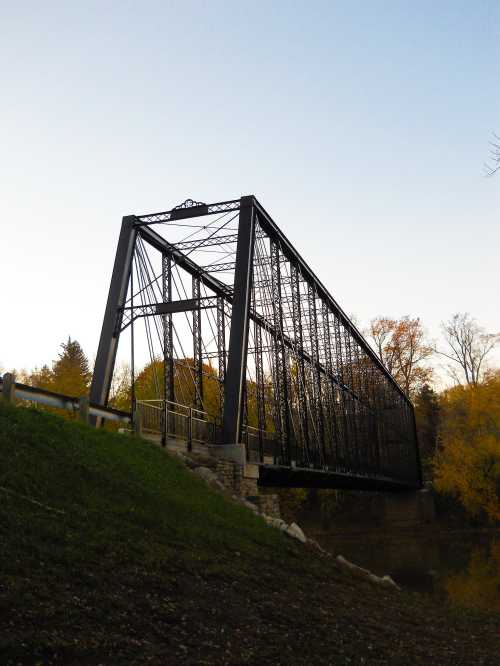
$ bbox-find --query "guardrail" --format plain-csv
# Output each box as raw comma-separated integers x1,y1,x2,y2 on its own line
0,373,278,458
0,373,131,425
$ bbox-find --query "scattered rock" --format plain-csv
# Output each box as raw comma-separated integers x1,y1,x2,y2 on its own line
173,451,198,469
264,516,288,531
285,522,307,544
336,555,400,591
336,555,371,579
380,575,400,591
307,537,331,556
242,500,259,513
193,467,219,484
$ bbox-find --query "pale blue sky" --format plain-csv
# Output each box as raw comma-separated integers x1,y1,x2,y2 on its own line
1,1,499,376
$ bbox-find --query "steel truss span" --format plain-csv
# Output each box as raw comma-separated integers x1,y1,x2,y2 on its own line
90,196,422,491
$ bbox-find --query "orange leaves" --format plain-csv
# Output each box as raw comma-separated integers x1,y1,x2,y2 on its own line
433,374,500,522
368,316,433,397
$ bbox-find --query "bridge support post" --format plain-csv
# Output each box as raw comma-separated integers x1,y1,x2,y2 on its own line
89,216,137,425
221,196,255,449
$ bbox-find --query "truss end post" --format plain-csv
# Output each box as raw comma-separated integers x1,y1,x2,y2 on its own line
89,216,137,426
221,196,256,447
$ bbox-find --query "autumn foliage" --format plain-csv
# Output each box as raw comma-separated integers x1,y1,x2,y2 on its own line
433,372,500,523
29,338,91,398
368,316,433,397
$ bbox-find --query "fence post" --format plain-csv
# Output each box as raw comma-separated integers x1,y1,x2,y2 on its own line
78,396,90,424
134,405,142,437
188,407,193,452
2,373,16,404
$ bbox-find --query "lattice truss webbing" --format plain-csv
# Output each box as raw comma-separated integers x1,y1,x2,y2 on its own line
247,213,419,482
119,206,242,420
112,198,418,484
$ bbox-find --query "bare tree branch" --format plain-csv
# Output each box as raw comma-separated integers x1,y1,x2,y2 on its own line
484,131,500,177
435,313,500,385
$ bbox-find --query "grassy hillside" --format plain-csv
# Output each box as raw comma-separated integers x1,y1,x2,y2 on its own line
0,402,498,665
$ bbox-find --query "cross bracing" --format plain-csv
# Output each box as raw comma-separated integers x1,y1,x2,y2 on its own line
90,196,422,491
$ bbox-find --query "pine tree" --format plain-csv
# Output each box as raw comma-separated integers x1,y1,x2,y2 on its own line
50,337,91,397
415,384,440,456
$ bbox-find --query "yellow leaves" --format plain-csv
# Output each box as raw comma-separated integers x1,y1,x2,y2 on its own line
433,375,500,522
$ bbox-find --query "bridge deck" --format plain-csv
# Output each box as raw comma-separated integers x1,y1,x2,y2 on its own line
139,414,419,492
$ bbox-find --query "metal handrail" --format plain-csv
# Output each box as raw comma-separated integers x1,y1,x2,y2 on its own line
0,374,131,425
135,398,228,452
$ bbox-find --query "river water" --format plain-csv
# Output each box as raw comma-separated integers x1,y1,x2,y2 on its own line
310,529,500,613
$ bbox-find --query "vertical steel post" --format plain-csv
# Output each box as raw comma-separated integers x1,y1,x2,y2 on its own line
254,319,266,461
332,313,350,468
188,407,193,452
343,326,361,471
130,259,136,424
162,253,174,443
322,301,339,465
216,296,226,418
222,196,255,445
270,239,291,464
291,263,310,459
309,283,325,466
192,276,203,412
90,216,137,421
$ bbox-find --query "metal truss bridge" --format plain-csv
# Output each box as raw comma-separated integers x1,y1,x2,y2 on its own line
90,196,422,492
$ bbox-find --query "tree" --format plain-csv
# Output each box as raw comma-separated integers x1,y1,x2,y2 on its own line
108,362,132,412
134,357,221,419
437,313,499,386
50,337,92,397
29,364,54,390
368,316,433,397
433,372,500,523
414,384,440,480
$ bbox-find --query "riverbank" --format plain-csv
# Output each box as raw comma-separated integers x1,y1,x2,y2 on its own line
0,403,498,665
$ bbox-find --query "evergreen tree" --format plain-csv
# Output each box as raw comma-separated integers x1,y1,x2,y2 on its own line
50,337,91,397
414,383,440,480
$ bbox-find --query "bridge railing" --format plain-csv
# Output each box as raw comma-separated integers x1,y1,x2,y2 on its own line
136,399,279,458
0,373,131,425
242,424,279,463
136,399,219,450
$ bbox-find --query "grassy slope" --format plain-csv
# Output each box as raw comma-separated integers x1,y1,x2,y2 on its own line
0,403,498,666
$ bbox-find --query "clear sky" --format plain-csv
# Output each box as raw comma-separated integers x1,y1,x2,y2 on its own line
1,1,499,377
